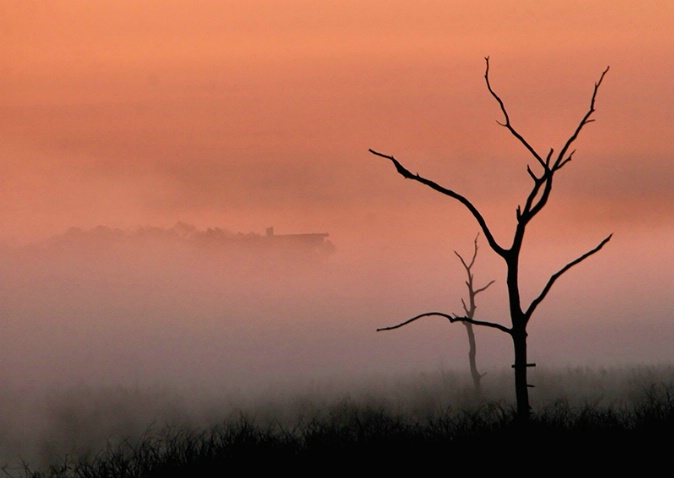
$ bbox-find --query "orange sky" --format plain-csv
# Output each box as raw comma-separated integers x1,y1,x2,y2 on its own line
1,1,673,380
3,0,673,240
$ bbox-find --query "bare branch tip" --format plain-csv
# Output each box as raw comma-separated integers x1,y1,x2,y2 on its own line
526,165,538,181
598,66,610,82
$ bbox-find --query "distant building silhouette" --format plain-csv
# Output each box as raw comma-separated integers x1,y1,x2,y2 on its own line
264,226,330,252
44,223,335,258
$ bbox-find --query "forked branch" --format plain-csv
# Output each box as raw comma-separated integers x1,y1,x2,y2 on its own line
377,312,511,335
455,233,495,315
486,58,610,227
525,234,613,321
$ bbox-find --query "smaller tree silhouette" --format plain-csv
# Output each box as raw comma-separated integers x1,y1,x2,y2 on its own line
377,234,494,394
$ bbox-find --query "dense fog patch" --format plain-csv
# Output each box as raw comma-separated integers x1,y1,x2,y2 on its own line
0,224,672,469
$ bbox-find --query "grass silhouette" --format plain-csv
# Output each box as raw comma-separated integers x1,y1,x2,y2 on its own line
6,372,673,476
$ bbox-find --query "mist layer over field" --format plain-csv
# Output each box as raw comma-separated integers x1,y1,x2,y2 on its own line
3,223,671,396
1,224,672,468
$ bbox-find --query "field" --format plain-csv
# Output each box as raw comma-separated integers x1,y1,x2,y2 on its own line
3,364,672,476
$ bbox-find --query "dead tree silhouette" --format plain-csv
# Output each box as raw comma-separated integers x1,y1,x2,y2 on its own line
377,234,494,395
369,57,612,422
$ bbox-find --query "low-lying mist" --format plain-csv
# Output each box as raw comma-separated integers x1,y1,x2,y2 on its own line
1,222,672,469
2,363,672,471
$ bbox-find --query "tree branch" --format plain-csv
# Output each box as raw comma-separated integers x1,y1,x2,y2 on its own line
554,66,610,170
454,250,471,272
524,172,554,221
369,148,507,257
484,57,546,170
377,312,511,334
474,280,496,295
520,172,547,221
525,234,613,321
545,148,554,168
461,297,469,316
526,165,539,182
556,150,575,171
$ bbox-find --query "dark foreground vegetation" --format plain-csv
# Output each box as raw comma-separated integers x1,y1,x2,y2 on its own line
4,367,673,476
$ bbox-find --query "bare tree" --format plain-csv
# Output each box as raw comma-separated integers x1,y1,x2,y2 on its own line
377,234,494,395
369,57,612,421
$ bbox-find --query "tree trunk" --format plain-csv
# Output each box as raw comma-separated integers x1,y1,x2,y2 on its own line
464,323,483,395
511,327,531,422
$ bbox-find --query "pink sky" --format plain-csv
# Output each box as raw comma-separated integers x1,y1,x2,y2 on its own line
1,1,672,391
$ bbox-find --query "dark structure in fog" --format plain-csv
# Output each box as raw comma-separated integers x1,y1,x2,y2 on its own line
42,223,335,258
191,225,334,257
263,226,331,253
